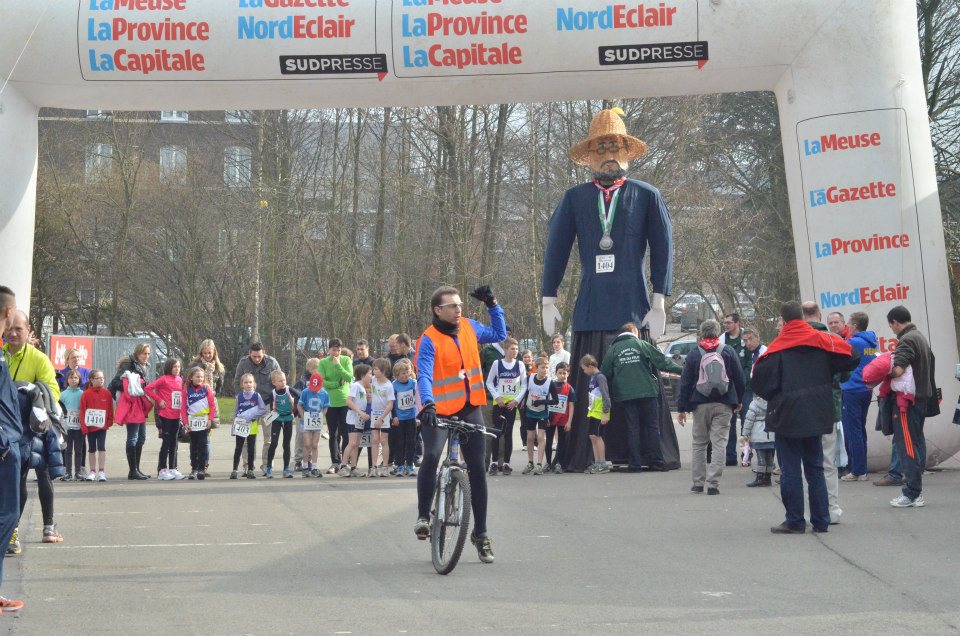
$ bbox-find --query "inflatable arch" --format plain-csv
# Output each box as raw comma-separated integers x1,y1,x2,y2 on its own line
1,0,956,470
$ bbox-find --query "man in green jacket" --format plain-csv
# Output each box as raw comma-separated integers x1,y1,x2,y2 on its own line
601,322,682,472
317,339,353,473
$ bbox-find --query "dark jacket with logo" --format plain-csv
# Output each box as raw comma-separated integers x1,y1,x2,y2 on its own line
600,333,682,401
752,346,859,438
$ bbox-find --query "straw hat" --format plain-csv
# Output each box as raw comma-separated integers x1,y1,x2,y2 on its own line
569,107,648,166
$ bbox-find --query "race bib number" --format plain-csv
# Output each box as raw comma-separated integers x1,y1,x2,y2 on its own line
189,415,208,432
263,411,280,426
397,390,415,411
360,431,372,448
500,377,520,397
84,409,106,429
67,409,81,430
596,254,615,274
170,391,182,410
549,394,568,414
232,418,251,438
303,412,324,431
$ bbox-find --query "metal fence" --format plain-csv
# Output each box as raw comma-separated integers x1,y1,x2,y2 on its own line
46,335,163,383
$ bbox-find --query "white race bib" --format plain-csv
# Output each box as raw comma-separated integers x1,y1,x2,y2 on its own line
189,415,208,432
360,431,372,448
549,394,568,414
66,409,81,430
303,412,324,431
170,391,182,410
263,411,279,426
84,409,106,429
397,390,415,411
232,418,251,438
596,254,615,274
500,377,521,397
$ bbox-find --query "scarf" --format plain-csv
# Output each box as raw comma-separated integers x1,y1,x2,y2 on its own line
759,320,852,361
593,178,626,202
432,315,460,337
698,337,720,351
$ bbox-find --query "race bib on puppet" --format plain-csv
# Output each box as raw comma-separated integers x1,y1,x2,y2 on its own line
189,415,208,432
67,409,81,430
596,254,615,274
303,412,324,431
170,391,182,410
549,394,568,414
232,418,251,438
84,409,106,429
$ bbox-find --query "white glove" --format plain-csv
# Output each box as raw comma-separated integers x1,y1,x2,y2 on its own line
542,297,561,336
642,293,667,339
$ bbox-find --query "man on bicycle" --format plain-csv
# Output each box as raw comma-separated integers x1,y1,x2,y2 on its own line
415,285,506,564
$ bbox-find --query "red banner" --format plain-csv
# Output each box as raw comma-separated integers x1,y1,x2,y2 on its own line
49,335,94,370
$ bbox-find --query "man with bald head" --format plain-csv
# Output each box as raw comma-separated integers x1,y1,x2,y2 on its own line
3,307,62,550
0,286,24,612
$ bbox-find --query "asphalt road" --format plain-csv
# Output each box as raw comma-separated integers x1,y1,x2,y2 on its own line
3,421,960,636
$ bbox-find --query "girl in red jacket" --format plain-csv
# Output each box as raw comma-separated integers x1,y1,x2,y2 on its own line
146,358,185,481
80,369,113,482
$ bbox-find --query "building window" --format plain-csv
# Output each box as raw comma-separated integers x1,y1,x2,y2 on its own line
160,111,189,123
225,110,251,123
159,145,187,185
84,143,113,184
86,110,111,119
224,146,252,188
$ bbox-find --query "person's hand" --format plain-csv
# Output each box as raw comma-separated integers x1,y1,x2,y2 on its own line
392,416,399,427
677,412,686,426
470,285,497,308
600,414,610,425
360,412,370,422
564,422,571,432
419,403,437,428
733,404,742,413
542,297,561,335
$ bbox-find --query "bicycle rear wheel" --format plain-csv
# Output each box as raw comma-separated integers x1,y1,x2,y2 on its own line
430,467,472,574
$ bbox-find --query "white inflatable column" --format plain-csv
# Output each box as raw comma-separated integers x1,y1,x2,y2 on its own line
0,84,39,303
774,1,959,470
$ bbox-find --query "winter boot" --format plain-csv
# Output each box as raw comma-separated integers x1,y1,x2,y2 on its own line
127,447,139,480
746,472,766,488
132,446,149,480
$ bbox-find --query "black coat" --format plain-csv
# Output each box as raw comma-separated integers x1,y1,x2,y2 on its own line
751,346,859,438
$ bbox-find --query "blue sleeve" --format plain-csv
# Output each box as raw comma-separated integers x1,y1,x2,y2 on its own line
470,304,506,345
541,191,577,297
568,386,577,403
646,187,673,296
416,335,436,407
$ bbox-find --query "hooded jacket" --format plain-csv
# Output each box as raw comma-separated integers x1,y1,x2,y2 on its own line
676,339,745,412
600,332,682,402
841,330,878,393
17,390,64,477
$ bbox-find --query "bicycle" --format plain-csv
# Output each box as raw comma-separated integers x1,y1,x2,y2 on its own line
427,416,499,575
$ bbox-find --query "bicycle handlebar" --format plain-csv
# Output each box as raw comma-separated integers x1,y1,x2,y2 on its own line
435,416,500,438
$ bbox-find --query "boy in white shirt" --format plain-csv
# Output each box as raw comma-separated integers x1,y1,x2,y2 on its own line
485,338,527,475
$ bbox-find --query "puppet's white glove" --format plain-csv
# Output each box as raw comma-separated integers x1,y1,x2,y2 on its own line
642,293,667,339
541,297,562,336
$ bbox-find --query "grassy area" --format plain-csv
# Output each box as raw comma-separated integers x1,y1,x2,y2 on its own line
216,396,236,419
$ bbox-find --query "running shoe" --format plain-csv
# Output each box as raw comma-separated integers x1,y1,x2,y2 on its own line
389,465,397,476
379,466,389,478
188,471,197,480
407,465,417,476
553,464,564,475
890,494,926,507
302,469,311,478
59,474,71,482
584,463,600,474
414,517,430,540
596,463,611,474
230,471,238,480
264,467,273,479
283,468,293,478
0,596,24,613
327,463,339,475
246,470,257,479
42,525,63,543
488,463,499,476
352,467,363,478
294,460,303,472
533,464,543,475
522,462,535,475
338,465,351,477
310,468,322,478
197,470,206,481
84,471,97,481
98,470,107,482
6,529,21,556
470,533,494,564
159,469,174,481
171,469,185,480
501,464,513,475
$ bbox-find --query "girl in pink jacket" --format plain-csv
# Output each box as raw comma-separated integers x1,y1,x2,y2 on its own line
146,358,184,480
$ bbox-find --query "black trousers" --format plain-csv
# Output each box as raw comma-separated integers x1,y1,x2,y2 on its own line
233,434,256,472
486,405,516,466
268,420,293,469
621,397,665,469
326,406,348,464
189,429,210,471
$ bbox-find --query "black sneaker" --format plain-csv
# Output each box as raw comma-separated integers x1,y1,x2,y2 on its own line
294,460,303,472
707,487,719,495
690,485,704,493
414,517,430,540
488,463,499,476
470,533,494,564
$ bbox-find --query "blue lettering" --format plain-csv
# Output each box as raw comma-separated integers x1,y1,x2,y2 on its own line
88,49,114,71
403,0,429,6
240,0,263,6
88,19,112,41
814,242,832,258
809,188,826,208
402,14,426,37
402,45,428,68
90,0,113,9
803,139,822,156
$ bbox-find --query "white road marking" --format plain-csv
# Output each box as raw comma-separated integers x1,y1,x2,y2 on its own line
33,541,286,550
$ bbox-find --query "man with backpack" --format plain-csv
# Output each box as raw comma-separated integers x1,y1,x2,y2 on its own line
676,319,745,495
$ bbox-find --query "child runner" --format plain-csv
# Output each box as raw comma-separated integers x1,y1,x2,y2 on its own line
60,369,84,481
182,366,218,480
519,349,535,452
318,340,353,474
232,373,267,479
581,354,612,474
391,359,418,477
523,355,559,475
547,361,576,474
297,372,330,478
292,357,320,472
264,370,299,478
146,358,185,481
484,338,526,475
370,358,395,477
79,369,113,481
340,364,371,477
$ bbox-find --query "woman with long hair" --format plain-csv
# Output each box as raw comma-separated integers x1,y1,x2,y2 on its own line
111,342,154,480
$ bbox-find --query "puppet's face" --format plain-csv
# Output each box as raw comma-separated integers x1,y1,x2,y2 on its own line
588,136,630,177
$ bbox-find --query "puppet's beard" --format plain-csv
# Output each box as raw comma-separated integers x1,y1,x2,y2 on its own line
593,162,627,183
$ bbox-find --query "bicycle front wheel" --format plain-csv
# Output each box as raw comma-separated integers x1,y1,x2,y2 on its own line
430,467,472,575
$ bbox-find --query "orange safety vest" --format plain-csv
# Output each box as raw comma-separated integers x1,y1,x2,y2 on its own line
418,320,487,416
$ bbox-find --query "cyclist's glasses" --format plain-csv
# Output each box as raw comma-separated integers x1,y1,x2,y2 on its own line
438,302,463,310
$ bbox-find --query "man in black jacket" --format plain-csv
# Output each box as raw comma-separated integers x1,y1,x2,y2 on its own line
752,302,858,534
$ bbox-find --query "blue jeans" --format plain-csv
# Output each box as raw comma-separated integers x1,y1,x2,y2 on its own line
776,435,829,531
892,401,926,499
0,443,21,590
125,423,146,448
841,391,871,476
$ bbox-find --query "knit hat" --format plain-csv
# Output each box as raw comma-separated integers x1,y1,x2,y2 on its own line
569,107,648,166
308,373,324,392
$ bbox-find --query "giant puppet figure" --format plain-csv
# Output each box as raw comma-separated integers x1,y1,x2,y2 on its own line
541,108,678,471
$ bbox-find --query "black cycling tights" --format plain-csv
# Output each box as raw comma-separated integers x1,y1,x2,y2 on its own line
268,420,293,469
19,466,54,526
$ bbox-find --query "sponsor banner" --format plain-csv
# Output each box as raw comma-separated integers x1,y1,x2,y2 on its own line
49,335,94,369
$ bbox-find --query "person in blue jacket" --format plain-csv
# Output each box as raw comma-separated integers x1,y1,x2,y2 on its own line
540,108,674,471
840,311,878,481
0,285,24,614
